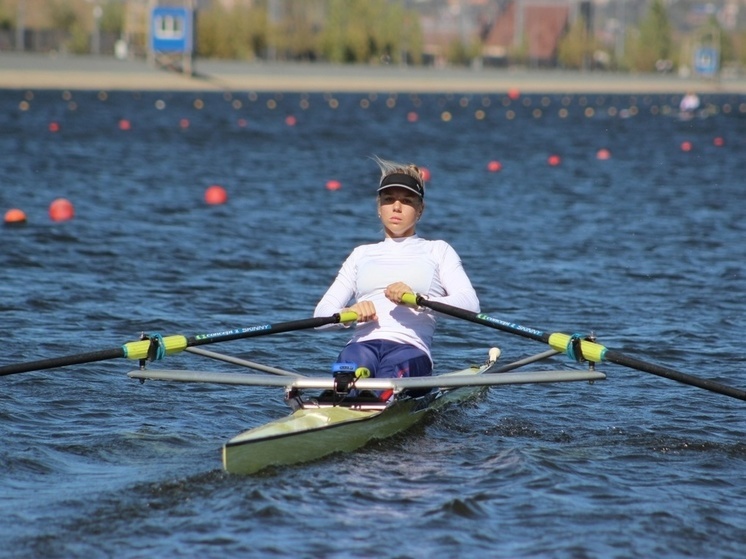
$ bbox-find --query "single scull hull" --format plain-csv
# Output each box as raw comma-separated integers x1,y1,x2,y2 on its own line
222,363,489,475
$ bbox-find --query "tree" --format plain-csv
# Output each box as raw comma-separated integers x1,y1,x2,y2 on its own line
197,1,267,60
734,30,746,68
0,2,13,31
625,0,673,72
319,0,422,64
48,0,78,32
100,0,124,36
270,0,325,60
48,0,88,54
557,15,599,70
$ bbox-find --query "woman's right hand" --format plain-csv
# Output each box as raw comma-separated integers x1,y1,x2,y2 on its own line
344,301,377,323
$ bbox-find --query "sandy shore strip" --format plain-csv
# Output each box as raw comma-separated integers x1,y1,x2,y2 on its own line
2,53,745,94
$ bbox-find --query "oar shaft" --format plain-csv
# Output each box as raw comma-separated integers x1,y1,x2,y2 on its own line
185,315,347,347
605,349,746,402
1,312,358,377
403,294,550,344
407,294,746,403
0,347,125,377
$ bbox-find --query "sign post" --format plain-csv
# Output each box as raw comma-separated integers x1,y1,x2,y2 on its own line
693,46,719,78
692,25,720,79
149,3,196,75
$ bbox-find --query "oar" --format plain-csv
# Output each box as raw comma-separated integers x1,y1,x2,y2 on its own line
402,293,746,402
0,312,357,377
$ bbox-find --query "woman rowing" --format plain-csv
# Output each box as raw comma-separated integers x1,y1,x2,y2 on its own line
314,156,480,399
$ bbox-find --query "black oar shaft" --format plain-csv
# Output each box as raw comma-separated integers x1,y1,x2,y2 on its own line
0,347,125,377
0,312,356,377
410,295,746,402
418,298,551,344
185,316,340,347
605,350,746,401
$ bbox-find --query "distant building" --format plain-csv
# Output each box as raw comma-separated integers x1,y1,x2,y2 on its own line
481,0,572,66
416,0,574,67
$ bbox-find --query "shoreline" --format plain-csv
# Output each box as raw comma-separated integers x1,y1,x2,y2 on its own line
2,52,745,94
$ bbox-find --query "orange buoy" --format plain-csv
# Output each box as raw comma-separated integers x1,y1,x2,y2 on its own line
4,208,27,225
205,185,228,205
507,88,521,101
49,198,75,222
547,155,562,166
419,167,431,182
596,148,612,160
487,160,503,172
325,180,342,191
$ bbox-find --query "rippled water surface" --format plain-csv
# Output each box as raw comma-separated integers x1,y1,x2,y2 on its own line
1,87,745,558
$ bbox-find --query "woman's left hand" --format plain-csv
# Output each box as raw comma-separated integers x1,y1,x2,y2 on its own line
384,282,414,304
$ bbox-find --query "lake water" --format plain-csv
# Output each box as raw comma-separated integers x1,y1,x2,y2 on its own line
1,87,745,558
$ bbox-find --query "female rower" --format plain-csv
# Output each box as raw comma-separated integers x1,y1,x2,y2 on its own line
314,156,480,398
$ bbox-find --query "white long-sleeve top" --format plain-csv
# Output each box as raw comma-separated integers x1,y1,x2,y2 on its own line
314,235,480,360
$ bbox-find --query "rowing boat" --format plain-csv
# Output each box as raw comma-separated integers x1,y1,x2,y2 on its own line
222,349,500,474
129,347,606,475
6,300,743,475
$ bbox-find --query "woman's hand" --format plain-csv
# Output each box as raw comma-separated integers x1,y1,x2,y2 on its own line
345,282,415,322
384,282,414,304
344,301,378,323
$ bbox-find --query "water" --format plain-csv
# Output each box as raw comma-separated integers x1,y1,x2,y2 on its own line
1,87,745,558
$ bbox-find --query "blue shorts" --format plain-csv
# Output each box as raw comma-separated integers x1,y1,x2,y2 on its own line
336,340,432,379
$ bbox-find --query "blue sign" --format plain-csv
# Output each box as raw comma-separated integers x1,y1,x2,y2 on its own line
693,47,719,76
151,7,193,54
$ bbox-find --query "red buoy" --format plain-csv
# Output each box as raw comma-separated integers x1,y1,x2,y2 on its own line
325,180,342,191
547,155,562,166
49,198,75,222
205,185,228,205
507,88,521,101
4,208,27,225
487,160,503,172
596,148,611,160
